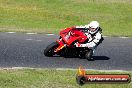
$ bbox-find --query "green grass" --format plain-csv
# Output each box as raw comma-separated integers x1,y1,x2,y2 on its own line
0,0,132,36
0,68,131,88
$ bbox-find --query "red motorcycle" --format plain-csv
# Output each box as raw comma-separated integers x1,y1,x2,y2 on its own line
44,27,93,60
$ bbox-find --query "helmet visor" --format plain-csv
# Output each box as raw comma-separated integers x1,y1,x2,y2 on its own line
89,27,96,32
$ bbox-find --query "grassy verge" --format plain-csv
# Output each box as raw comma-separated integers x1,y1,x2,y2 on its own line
0,68,131,88
0,0,132,36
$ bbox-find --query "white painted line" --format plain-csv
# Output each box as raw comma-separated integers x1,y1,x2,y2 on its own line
5,32,132,39
36,40,42,42
46,34,55,35
26,39,33,41
119,37,129,39
7,32,16,34
0,67,131,72
103,36,108,37
26,33,37,35
0,67,34,70
92,69,129,72
56,68,130,72
56,68,76,71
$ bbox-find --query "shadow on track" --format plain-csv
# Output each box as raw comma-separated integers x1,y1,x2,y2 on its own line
92,56,110,60
52,55,110,61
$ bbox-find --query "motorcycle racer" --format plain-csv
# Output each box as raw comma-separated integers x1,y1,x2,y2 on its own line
44,21,104,61
75,21,104,60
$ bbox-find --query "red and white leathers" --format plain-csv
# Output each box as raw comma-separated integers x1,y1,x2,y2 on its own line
75,25,102,50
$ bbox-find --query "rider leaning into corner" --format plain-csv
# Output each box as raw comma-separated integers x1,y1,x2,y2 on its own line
74,21,104,60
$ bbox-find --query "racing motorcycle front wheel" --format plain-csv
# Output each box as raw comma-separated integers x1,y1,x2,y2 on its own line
44,42,59,57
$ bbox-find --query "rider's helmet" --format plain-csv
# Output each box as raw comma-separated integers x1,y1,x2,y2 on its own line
88,21,99,34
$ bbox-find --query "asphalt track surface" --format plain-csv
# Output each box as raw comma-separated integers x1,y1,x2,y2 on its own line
0,32,132,71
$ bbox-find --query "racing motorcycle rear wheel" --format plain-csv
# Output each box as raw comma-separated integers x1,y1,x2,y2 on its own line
44,42,59,57
85,49,94,61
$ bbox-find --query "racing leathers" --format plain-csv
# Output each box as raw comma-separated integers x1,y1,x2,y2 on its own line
75,25,103,53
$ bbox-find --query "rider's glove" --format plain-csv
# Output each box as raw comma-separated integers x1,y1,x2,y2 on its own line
75,42,82,47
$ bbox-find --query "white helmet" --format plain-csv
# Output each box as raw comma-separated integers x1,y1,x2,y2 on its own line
88,21,99,34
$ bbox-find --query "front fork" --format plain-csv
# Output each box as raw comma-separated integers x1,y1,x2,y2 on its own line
54,39,66,52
